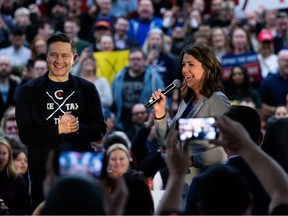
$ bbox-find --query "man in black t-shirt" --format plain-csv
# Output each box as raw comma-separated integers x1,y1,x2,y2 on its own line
16,33,107,210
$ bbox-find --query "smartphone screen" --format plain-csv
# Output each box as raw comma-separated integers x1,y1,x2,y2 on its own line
178,117,219,141
58,151,103,179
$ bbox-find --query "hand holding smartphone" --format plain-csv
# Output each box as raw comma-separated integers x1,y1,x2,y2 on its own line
58,151,104,179
177,117,219,141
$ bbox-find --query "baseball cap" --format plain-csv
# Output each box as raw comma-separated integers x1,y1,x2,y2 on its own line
257,30,273,42
94,20,112,31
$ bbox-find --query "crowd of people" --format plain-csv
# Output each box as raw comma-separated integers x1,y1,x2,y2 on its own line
1,0,288,215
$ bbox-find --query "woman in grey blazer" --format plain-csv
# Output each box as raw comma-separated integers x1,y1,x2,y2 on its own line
151,43,231,172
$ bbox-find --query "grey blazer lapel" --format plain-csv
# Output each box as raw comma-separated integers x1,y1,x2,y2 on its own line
186,97,205,118
170,100,190,128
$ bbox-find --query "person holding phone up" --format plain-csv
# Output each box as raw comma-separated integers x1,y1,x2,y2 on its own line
150,43,231,174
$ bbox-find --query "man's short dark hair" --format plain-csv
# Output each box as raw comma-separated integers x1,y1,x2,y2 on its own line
225,105,261,143
198,164,251,215
47,33,77,55
129,47,146,59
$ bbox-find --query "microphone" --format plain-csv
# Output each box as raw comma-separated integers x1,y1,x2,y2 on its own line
145,79,181,108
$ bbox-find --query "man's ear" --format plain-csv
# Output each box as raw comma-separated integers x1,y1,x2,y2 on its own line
73,54,78,63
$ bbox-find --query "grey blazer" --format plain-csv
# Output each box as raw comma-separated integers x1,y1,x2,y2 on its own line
155,91,231,168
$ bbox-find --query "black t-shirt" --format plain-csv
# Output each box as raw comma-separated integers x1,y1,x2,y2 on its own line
120,72,144,132
46,78,79,150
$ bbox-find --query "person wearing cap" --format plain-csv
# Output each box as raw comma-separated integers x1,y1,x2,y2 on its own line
93,20,112,51
257,29,278,79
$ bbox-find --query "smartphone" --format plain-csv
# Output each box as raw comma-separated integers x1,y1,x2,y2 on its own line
177,117,219,141
152,44,159,51
58,151,104,179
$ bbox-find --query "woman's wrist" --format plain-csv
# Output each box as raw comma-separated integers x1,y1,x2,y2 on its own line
154,113,166,120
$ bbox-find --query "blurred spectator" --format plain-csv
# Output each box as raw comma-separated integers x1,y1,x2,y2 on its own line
63,17,92,55
131,111,161,169
35,18,53,40
0,7,14,48
95,0,117,27
66,0,95,42
122,170,154,214
0,105,15,136
49,0,68,33
113,16,139,50
151,0,175,18
12,148,28,176
30,35,47,60
111,47,164,132
2,115,18,136
92,20,112,51
225,65,262,109
42,175,106,215
106,143,131,177
32,55,48,78
13,7,34,43
126,103,148,141
161,9,176,34
202,0,222,21
143,28,179,89
0,138,30,215
188,164,252,215
265,105,288,130
0,0,17,17
274,105,288,119
228,25,254,54
263,9,278,37
242,10,262,52
0,55,18,121
0,26,31,75
184,9,203,42
238,97,257,110
261,117,288,173
203,0,234,28
191,0,205,15
79,55,113,108
257,29,278,78
98,34,115,51
260,49,288,120
11,144,30,213
170,26,186,56
208,26,229,61
103,132,155,214
192,29,210,44
14,56,47,101
273,11,288,54
128,0,163,46
110,0,138,18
